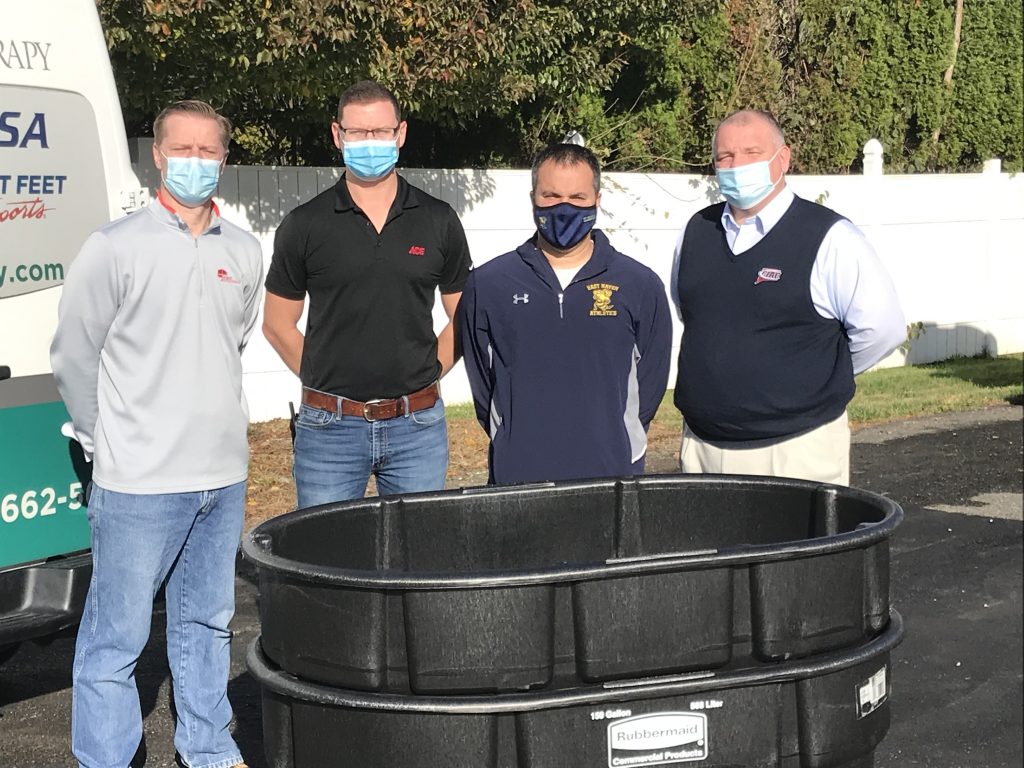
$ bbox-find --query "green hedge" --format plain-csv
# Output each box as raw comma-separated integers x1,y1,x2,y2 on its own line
100,0,1022,172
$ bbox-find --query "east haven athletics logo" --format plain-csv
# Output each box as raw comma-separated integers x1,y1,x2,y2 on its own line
607,712,708,766
588,282,620,316
754,267,782,285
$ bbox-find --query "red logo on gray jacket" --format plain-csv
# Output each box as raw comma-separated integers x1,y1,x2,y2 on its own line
755,267,782,285
216,268,241,284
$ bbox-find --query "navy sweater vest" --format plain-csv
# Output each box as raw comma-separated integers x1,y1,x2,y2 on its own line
674,196,855,443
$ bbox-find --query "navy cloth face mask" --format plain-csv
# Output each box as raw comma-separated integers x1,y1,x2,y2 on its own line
533,201,598,250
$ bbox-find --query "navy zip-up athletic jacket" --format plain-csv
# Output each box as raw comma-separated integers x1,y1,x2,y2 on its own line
458,230,672,485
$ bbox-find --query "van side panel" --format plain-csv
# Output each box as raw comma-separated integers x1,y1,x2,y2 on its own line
0,82,107,570
0,375,91,571
0,0,139,645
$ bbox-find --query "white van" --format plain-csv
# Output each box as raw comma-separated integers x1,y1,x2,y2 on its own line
0,0,144,662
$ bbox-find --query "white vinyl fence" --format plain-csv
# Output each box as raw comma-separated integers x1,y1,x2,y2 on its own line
129,140,1024,422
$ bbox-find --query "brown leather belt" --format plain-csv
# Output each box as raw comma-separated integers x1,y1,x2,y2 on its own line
301,382,440,422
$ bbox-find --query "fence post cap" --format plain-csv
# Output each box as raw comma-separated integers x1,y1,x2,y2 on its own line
863,138,884,156
862,139,884,176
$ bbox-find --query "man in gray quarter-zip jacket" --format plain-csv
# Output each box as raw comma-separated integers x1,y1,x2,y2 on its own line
50,101,260,768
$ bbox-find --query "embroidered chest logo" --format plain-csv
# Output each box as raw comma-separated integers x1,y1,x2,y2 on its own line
755,267,782,285
408,245,426,256
513,293,529,304
588,282,619,316
216,268,240,284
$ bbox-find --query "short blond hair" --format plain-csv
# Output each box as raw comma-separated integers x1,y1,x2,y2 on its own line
153,100,232,150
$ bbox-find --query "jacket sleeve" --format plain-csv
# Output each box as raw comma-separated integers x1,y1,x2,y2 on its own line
636,272,673,427
456,272,494,433
49,231,121,456
240,240,265,354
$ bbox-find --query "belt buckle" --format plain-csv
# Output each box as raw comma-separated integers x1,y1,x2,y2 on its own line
362,399,384,422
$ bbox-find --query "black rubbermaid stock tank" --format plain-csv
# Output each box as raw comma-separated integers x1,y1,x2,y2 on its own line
243,475,904,768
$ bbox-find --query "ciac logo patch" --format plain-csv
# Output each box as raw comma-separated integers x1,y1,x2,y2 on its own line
588,282,619,316
754,267,782,285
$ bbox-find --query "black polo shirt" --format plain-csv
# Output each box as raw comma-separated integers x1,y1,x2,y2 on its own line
265,174,472,401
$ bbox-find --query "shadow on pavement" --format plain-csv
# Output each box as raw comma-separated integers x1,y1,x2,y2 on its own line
0,618,169,721
229,670,267,768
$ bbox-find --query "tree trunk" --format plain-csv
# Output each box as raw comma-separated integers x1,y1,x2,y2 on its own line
933,0,965,145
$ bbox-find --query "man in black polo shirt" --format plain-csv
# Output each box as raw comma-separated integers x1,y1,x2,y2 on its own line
263,80,471,505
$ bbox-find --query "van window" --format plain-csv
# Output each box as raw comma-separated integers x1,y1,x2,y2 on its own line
1,85,108,299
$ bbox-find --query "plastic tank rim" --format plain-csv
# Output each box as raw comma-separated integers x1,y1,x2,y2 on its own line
246,608,904,714
241,475,903,590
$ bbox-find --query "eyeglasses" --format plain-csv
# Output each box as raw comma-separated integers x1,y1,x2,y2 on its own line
340,126,400,141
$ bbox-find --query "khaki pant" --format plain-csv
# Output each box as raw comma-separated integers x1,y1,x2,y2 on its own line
680,411,850,486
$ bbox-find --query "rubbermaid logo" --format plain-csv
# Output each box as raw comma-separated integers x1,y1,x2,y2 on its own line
608,712,708,766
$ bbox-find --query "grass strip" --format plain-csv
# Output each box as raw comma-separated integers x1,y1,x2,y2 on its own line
445,354,1023,427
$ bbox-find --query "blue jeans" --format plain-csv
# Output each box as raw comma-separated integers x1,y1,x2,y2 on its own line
293,397,449,507
72,482,246,768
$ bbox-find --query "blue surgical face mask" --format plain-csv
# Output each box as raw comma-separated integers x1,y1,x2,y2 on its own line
161,153,222,207
533,201,598,250
343,139,399,181
715,147,783,209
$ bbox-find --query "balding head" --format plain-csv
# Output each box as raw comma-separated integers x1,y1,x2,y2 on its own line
712,110,785,157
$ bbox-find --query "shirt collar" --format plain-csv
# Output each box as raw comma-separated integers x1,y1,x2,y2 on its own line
334,172,419,213
153,188,221,232
517,229,615,287
721,185,795,236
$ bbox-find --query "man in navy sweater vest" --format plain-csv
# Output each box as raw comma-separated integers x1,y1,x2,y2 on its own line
672,109,905,485
459,144,672,485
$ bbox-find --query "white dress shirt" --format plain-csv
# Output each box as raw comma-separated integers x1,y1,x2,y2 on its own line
671,186,906,374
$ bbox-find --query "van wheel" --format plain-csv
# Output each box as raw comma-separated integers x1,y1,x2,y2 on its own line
0,643,19,665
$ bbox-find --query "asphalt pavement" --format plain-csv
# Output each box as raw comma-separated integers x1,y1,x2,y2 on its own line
0,405,1020,768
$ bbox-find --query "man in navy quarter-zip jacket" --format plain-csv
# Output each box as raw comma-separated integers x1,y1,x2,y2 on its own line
458,143,672,485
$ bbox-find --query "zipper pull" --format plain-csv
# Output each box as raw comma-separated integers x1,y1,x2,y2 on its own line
558,292,564,319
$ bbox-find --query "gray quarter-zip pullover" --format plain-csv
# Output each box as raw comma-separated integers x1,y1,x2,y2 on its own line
50,199,264,494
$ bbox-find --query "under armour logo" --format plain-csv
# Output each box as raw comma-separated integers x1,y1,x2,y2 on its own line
513,293,529,304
